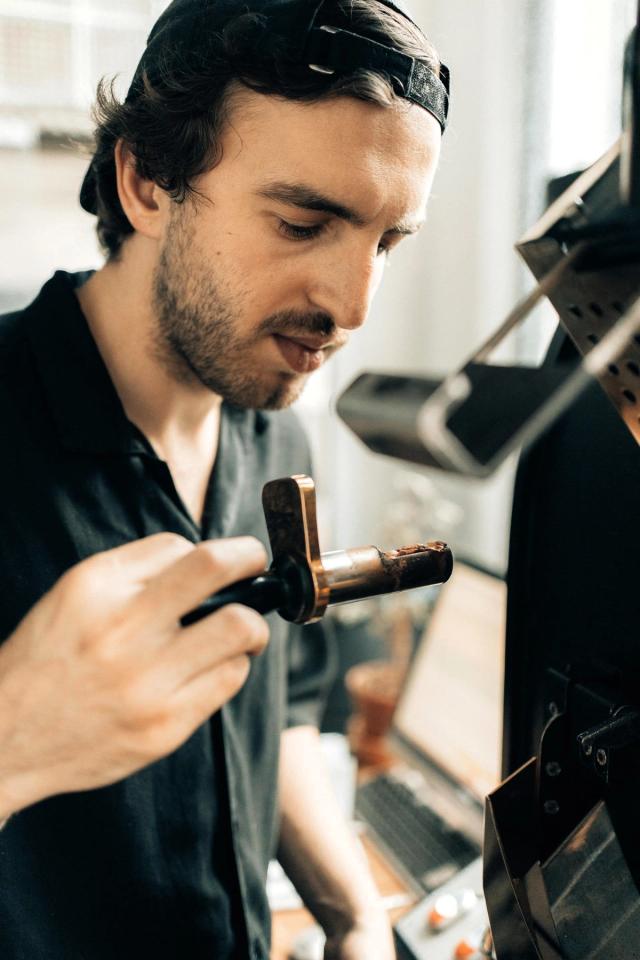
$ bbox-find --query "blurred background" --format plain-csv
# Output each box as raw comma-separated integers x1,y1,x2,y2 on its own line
0,0,635,574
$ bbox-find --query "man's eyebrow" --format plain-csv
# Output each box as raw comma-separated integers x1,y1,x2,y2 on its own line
256,180,367,226
386,219,425,237
256,180,424,235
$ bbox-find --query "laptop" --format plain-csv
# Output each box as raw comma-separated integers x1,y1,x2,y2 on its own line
355,561,506,895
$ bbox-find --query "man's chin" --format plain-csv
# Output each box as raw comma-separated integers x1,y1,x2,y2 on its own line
215,372,308,411
257,374,307,411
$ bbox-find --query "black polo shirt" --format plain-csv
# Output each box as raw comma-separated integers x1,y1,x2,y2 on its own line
0,272,329,960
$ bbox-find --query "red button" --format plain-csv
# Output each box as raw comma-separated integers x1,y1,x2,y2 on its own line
453,938,479,959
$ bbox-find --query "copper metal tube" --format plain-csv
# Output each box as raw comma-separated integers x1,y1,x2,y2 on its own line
182,476,453,626
321,542,453,605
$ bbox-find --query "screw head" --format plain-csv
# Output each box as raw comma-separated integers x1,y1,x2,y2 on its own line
545,761,562,778
544,799,560,816
596,748,608,767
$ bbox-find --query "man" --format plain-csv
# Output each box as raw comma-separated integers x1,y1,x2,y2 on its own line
0,0,446,956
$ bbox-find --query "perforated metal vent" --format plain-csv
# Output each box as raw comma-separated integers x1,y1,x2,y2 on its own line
550,262,640,443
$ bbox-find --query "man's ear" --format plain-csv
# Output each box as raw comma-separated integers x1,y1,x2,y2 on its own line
114,139,169,240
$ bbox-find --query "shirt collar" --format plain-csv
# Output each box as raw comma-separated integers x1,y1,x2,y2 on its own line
25,271,155,456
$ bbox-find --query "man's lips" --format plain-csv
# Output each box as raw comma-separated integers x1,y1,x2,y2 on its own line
272,333,344,374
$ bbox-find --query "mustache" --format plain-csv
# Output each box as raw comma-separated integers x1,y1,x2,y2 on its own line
258,310,347,348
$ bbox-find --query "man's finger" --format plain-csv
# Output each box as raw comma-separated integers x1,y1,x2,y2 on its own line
85,532,196,584
168,653,256,728
162,603,270,686
133,537,268,628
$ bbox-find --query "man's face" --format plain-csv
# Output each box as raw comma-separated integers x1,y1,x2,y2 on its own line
152,87,441,409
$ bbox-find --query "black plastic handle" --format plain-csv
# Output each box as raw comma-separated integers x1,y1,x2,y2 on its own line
180,572,287,626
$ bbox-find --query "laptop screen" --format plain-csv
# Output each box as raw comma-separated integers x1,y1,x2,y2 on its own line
392,562,506,800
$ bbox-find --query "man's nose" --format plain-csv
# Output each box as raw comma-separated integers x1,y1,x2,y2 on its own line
308,244,383,332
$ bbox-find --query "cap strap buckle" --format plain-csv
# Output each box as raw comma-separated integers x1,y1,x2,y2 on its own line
305,24,449,131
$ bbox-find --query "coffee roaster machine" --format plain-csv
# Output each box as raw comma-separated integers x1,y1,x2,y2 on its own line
338,14,640,960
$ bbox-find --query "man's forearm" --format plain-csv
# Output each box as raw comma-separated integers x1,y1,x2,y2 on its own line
277,726,394,957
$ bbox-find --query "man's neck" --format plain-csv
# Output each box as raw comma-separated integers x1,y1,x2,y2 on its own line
76,238,223,524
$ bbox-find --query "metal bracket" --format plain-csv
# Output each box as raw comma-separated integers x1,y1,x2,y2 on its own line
577,706,640,783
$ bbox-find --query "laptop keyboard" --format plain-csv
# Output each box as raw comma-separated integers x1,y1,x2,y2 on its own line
355,773,479,893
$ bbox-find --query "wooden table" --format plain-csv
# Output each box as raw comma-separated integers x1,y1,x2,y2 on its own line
271,833,414,960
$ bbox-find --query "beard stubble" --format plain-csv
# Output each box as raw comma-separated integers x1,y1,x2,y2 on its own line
151,207,339,410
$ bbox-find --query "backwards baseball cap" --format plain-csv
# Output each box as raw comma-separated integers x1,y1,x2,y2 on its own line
80,0,449,215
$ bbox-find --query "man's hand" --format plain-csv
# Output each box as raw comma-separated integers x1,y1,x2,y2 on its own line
324,910,396,960
0,533,268,819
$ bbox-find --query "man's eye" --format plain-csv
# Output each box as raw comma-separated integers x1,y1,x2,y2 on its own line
278,219,393,259
278,220,325,241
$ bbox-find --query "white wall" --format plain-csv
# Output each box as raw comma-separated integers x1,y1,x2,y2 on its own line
0,149,100,307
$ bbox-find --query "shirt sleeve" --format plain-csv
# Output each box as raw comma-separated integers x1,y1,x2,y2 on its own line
285,617,337,729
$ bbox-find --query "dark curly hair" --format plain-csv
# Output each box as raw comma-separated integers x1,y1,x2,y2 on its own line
89,0,441,258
